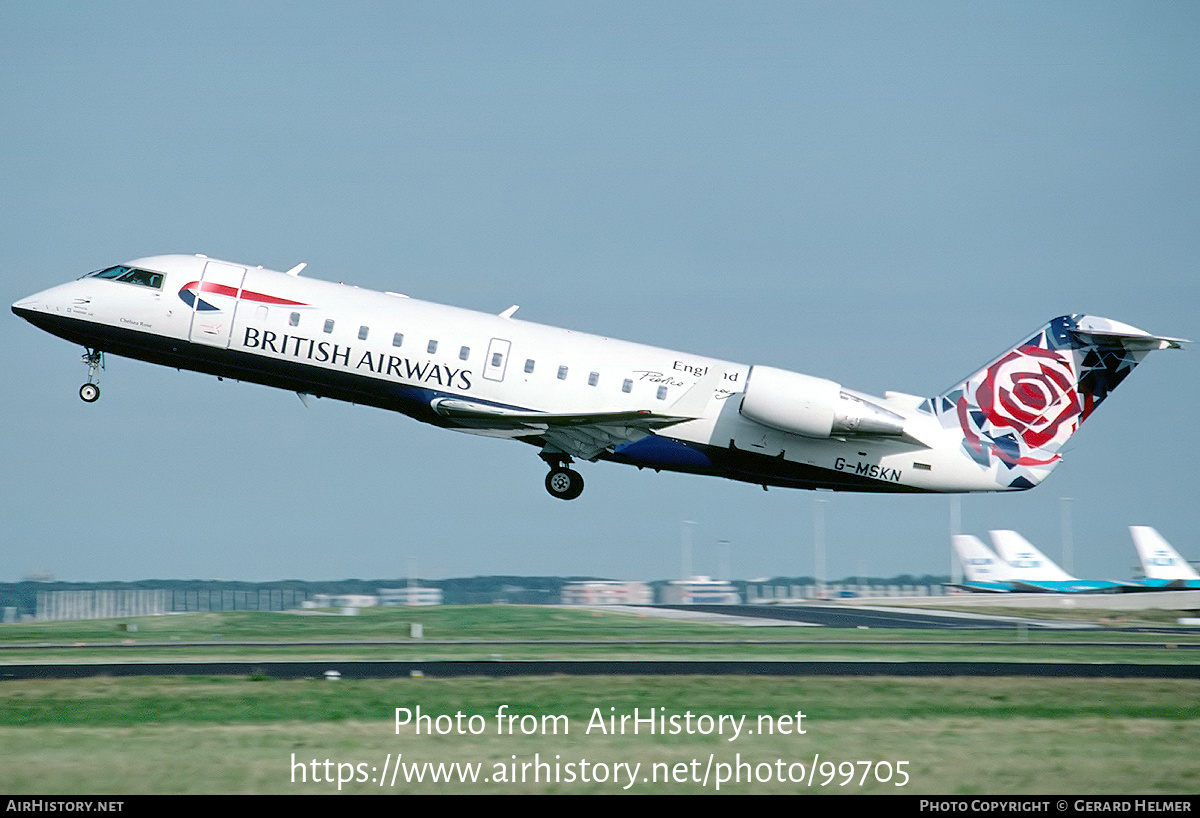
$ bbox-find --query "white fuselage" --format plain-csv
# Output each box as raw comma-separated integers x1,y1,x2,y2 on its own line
20,254,1155,498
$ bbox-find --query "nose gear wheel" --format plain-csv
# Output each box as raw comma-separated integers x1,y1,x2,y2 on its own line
79,349,105,402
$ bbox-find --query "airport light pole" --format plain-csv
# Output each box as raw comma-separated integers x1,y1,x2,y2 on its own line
814,498,827,599
950,495,962,586
681,520,695,580
1061,497,1074,574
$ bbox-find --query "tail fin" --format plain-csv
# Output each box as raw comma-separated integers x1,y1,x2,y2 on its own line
951,534,1011,583
989,530,1075,582
925,315,1184,489
1130,526,1200,581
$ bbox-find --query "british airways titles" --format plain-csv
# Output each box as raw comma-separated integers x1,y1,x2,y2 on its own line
242,327,473,390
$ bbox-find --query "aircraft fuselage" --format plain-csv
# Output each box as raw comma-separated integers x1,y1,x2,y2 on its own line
13,254,1181,499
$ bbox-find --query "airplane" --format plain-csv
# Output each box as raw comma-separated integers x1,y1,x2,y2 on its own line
12,253,1184,500
987,529,1135,593
1129,526,1200,590
951,532,1135,593
949,534,1016,593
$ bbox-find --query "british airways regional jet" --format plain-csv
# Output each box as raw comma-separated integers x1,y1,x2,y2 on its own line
12,254,1184,500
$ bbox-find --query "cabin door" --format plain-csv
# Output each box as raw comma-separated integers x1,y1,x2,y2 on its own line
187,261,248,348
482,338,512,382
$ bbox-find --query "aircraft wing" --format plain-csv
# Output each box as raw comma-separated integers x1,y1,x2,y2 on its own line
430,399,694,429
430,399,696,460
430,368,724,461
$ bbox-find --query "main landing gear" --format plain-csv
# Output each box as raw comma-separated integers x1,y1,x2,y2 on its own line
541,452,584,500
545,467,584,501
79,349,104,403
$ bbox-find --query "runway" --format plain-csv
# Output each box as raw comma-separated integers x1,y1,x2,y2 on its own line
1,658,1197,680
638,604,1088,630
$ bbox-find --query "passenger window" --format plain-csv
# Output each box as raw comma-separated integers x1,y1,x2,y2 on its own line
393,332,404,347
588,372,599,387
289,312,300,327
656,386,668,400
524,359,535,374
427,340,438,354
622,379,632,394
460,346,470,361
323,319,335,334
359,326,369,341
557,366,568,381
492,353,504,367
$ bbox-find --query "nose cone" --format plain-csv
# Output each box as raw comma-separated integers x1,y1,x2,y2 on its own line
13,281,81,313
12,291,45,320
12,282,94,345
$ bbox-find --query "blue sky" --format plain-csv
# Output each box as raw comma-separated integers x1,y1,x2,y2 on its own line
2,2,1198,583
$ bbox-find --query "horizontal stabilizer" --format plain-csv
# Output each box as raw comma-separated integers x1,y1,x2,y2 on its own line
1072,316,1187,349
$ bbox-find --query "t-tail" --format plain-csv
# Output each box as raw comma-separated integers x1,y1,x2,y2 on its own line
923,315,1184,490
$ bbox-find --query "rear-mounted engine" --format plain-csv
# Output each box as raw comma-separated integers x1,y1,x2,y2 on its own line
739,365,906,438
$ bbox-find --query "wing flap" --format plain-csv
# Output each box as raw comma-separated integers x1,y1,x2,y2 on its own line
429,369,724,460
431,398,693,429
430,392,709,461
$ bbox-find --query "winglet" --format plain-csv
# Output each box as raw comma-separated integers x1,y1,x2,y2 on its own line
668,367,725,419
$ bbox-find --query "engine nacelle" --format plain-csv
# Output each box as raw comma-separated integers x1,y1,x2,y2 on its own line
739,365,906,438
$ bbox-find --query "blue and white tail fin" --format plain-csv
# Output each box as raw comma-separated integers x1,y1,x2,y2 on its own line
951,534,1012,584
1130,526,1200,582
989,530,1076,582
924,315,1184,490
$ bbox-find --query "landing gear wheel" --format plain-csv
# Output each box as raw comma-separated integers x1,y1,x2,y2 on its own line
79,348,104,403
545,468,584,500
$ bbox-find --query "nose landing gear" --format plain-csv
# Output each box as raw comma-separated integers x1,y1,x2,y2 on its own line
79,349,104,403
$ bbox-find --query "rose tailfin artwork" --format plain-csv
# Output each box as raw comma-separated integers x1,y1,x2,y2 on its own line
927,315,1181,489
13,256,1185,497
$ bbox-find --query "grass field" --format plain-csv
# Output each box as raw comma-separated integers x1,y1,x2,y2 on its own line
0,605,1197,794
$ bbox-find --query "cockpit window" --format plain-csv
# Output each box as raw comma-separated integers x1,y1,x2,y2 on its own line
86,266,164,290
89,266,131,280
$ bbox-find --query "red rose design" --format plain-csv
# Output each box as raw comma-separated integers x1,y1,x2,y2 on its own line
961,345,1081,465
